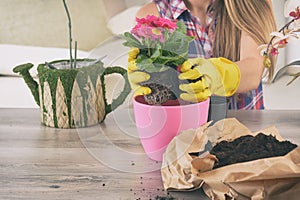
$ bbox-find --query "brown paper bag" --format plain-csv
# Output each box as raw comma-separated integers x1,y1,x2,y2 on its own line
161,118,300,199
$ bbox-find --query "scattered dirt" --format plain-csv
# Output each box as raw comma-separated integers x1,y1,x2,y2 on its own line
210,133,298,169
155,195,176,200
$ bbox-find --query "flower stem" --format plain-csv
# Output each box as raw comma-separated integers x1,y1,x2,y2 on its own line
74,41,77,68
287,72,300,86
62,0,73,69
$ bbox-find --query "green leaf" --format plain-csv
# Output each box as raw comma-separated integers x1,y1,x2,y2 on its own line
121,32,143,48
176,21,187,34
150,47,161,61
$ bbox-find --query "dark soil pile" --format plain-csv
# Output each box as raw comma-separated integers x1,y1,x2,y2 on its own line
140,68,180,105
210,133,298,169
143,83,177,105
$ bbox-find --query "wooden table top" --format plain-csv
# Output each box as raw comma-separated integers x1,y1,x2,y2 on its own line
0,108,299,200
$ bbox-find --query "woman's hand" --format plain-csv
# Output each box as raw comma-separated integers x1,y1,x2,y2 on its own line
127,48,151,96
179,57,241,102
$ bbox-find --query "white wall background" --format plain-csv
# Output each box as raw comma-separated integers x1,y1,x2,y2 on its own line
0,0,112,51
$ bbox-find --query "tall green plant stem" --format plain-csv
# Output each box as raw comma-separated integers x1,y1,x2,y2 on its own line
62,0,76,69
74,41,77,68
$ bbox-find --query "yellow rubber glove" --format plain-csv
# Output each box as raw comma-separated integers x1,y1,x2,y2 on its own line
178,57,240,102
127,48,151,96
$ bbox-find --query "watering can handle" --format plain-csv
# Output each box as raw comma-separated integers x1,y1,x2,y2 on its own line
102,66,131,114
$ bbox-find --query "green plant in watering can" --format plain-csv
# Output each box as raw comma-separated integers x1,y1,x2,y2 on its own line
13,0,130,128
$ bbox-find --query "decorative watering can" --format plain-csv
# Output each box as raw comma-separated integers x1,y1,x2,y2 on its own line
13,59,130,128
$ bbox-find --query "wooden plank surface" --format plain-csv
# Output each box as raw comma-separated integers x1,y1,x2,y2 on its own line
0,108,299,200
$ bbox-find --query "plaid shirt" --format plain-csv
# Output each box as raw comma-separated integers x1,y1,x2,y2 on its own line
153,0,264,110
154,0,214,58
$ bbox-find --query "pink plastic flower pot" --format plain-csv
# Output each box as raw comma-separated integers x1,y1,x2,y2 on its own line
133,96,210,161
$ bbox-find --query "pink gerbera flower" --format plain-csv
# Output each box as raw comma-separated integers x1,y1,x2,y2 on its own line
136,15,177,30
132,15,178,41
122,14,194,73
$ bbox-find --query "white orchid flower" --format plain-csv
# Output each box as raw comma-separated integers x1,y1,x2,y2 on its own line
292,19,300,31
260,2,300,68
270,31,289,39
258,29,300,57
284,0,300,17
270,30,298,46
257,44,268,56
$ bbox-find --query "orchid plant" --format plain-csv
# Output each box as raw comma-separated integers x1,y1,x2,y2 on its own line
122,15,194,73
259,6,300,85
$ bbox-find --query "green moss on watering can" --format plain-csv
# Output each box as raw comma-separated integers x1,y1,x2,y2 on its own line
102,66,130,113
37,60,80,127
13,63,40,106
13,59,130,128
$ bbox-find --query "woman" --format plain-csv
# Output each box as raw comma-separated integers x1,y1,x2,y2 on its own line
134,0,277,109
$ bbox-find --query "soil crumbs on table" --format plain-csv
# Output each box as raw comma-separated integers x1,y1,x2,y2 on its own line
210,133,298,169
155,195,175,200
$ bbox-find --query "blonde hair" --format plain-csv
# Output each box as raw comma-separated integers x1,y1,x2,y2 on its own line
212,0,277,82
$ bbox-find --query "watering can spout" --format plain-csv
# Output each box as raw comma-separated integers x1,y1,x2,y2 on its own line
13,63,40,106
